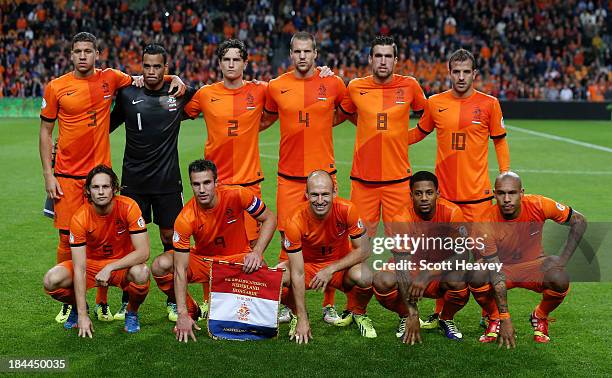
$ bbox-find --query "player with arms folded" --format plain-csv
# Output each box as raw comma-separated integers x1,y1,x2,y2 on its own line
151,159,276,342
43,165,151,336
279,171,376,342
410,49,511,328
39,32,184,323
373,171,469,344
471,172,586,347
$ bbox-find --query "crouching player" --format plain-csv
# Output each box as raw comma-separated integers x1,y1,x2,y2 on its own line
279,170,376,343
373,171,470,344
471,172,586,347
152,159,276,343
43,165,151,336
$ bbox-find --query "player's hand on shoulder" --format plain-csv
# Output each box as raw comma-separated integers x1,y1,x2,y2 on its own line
402,315,422,345
243,251,263,274
293,317,313,344
498,318,516,349
174,313,200,343
317,66,334,78
44,174,63,199
78,315,94,338
169,76,186,97
131,75,144,87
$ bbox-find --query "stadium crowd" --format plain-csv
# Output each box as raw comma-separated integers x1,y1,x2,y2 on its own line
1,0,610,101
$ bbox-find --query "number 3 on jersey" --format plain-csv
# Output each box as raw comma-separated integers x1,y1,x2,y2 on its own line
228,120,238,136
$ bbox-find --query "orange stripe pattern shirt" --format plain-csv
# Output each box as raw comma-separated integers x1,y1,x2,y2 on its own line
69,195,147,260
418,90,507,202
266,70,346,178
341,75,426,183
184,82,267,185
40,69,133,177
282,197,366,263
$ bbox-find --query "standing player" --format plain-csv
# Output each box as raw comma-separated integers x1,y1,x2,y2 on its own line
152,159,276,342
39,32,184,322
470,172,586,347
109,44,196,320
280,171,376,341
339,35,427,240
183,40,268,316
411,49,510,328
263,32,347,324
373,171,469,343
43,165,151,336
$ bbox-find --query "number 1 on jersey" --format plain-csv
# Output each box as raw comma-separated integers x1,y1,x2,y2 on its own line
452,132,466,150
137,113,142,131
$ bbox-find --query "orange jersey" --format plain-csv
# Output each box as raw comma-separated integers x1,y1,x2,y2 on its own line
266,70,346,178
172,186,266,256
184,81,267,185
340,75,426,183
480,195,571,264
391,198,466,262
417,90,507,202
40,69,133,177
282,197,366,263
68,195,147,260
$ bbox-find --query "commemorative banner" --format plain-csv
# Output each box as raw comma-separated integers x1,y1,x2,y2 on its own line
207,260,283,341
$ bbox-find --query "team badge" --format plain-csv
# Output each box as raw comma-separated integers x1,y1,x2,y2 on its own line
41,98,47,109
173,231,180,243
556,202,566,211
395,88,405,104
137,217,145,228
246,92,255,110
318,84,327,101
237,302,250,321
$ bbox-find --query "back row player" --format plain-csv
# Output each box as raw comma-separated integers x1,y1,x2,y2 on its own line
39,32,185,323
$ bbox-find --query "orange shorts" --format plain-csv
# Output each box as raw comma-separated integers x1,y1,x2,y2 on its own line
58,258,130,290
240,183,262,242
503,258,546,293
303,261,347,291
186,252,250,283
455,200,492,222
350,179,411,236
54,176,86,230
378,259,442,298
276,175,338,232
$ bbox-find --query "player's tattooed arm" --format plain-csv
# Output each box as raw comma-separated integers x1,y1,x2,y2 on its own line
558,210,587,267
488,255,516,348
394,253,422,345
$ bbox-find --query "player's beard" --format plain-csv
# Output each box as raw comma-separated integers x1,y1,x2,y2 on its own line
374,68,393,82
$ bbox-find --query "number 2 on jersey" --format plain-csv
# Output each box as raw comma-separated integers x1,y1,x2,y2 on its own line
228,120,238,136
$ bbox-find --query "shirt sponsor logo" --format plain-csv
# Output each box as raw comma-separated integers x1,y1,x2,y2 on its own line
359,91,368,95
132,99,144,105
280,89,291,94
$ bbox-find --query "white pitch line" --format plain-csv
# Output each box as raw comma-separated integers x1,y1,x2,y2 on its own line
506,125,612,153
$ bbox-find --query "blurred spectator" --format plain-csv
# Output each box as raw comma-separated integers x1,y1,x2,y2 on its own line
0,0,609,101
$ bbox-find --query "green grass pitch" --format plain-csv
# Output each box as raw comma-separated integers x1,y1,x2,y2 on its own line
0,117,611,376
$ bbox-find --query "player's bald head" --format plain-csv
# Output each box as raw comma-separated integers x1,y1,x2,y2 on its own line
495,171,522,190
306,170,334,193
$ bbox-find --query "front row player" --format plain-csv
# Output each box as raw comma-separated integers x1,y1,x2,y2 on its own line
279,171,376,342
471,172,586,347
151,159,276,343
373,171,469,344
43,165,151,336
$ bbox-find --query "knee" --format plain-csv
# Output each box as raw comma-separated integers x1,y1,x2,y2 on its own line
468,270,490,289
443,271,467,291
43,266,67,291
348,263,373,288
544,269,569,292
151,252,173,276
444,280,467,291
372,271,397,293
129,264,150,285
